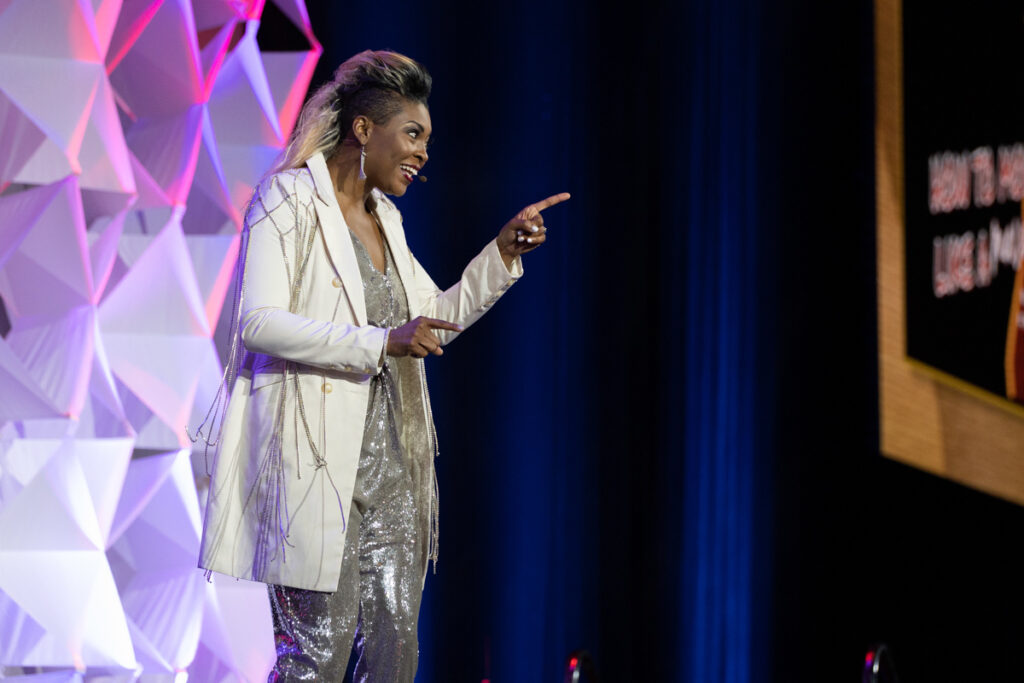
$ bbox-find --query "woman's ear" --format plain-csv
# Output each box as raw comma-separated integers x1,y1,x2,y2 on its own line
352,115,372,146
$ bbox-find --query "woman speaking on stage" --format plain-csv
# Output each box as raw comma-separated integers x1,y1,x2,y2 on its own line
193,49,568,681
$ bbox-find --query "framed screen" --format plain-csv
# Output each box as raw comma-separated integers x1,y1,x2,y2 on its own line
877,0,1024,504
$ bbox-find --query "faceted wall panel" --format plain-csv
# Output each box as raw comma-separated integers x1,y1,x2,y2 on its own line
0,1,320,679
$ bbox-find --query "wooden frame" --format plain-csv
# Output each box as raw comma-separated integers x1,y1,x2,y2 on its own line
876,0,1024,505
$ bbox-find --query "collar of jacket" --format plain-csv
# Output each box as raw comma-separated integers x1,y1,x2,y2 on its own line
305,151,366,325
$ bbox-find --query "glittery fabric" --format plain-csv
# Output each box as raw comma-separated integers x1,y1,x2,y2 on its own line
268,225,422,682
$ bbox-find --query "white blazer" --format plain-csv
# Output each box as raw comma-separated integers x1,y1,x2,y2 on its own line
198,152,522,591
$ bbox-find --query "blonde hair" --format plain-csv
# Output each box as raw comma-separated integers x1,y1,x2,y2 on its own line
272,50,432,173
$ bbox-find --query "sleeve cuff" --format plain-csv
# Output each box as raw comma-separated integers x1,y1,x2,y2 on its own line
470,240,524,316
322,324,389,375
487,239,524,281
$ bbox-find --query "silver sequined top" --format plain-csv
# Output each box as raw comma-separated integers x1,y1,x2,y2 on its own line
349,229,411,480
352,228,409,332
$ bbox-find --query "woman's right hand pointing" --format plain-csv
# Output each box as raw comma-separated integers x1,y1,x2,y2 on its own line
387,316,464,357
496,192,571,268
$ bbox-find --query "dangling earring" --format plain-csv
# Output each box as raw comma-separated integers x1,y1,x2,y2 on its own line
358,145,367,180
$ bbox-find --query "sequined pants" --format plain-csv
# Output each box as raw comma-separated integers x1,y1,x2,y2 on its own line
267,377,422,681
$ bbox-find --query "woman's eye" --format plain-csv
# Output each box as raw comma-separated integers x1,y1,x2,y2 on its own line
407,130,419,139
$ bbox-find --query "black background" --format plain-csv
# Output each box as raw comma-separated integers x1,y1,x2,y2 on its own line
774,3,1024,680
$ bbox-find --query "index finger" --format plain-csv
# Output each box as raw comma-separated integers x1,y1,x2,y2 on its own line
527,192,571,213
424,318,464,332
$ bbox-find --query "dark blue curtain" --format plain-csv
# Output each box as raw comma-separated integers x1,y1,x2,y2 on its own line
677,2,772,682
292,1,776,680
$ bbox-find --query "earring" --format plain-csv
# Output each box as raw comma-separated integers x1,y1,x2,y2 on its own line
359,145,367,180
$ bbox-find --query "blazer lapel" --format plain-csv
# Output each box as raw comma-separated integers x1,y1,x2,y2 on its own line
305,153,367,326
375,197,419,318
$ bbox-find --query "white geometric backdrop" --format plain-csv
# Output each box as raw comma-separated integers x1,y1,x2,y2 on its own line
0,1,320,679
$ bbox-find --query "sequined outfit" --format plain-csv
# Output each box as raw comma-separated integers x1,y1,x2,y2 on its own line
268,231,420,682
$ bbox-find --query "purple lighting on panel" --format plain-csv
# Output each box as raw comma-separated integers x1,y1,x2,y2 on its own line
0,0,321,679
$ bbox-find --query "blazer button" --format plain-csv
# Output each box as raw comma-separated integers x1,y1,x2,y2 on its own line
322,382,333,394
331,277,342,288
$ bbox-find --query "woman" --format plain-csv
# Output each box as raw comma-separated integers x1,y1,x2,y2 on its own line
193,50,568,681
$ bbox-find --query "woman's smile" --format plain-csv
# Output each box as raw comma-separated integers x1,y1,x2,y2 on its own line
400,163,420,183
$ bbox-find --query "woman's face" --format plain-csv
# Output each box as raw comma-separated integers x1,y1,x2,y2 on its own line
363,99,431,196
